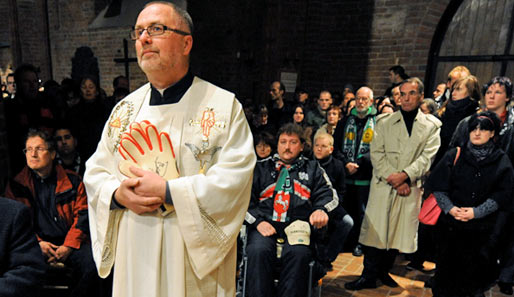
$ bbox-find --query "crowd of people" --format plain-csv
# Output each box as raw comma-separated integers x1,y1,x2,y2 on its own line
1,3,514,297
2,61,514,297
246,66,514,297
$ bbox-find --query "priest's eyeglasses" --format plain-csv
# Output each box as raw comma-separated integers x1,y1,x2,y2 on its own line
130,24,191,40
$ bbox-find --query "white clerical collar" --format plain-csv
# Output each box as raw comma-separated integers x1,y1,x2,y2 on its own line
156,88,166,96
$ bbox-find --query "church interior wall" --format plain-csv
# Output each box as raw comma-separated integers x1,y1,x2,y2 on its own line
46,0,147,94
1,0,452,100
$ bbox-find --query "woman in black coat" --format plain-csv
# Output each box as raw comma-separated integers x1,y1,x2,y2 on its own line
432,75,480,167
65,76,111,161
428,111,514,297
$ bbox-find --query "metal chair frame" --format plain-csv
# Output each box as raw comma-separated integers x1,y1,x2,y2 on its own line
236,225,322,297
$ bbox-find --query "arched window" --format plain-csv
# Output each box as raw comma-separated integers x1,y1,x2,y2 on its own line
426,0,514,93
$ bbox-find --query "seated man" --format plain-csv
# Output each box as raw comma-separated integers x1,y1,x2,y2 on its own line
4,129,103,297
0,198,46,297
54,126,85,177
313,132,353,270
245,123,339,297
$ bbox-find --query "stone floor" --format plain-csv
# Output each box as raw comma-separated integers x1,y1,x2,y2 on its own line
320,253,508,297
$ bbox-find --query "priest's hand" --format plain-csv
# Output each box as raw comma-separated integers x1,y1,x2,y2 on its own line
114,178,163,215
129,166,167,199
56,246,72,262
387,172,408,188
396,183,411,196
310,209,329,229
39,241,58,262
256,221,277,237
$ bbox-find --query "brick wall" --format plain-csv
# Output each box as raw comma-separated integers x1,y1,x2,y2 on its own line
0,0,13,75
284,0,450,98
0,101,7,193
13,0,52,80
4,0,453,99
0,0,13,190
298,0,375,96
0,0,461,186
47,0,147,94
366,0,450,95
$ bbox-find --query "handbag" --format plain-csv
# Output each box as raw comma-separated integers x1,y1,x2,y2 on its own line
418,147,461,225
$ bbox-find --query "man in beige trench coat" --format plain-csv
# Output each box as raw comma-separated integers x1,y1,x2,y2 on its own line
345,77,441,291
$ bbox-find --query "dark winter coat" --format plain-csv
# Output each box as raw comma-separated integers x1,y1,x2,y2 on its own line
246,154,339,228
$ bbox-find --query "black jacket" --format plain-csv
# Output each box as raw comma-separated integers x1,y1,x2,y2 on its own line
433,96,478,167
317,155,348,219
0,198,46,297
428,145,514,227
450,106,514,163
246,155,339,228
316,155,346,204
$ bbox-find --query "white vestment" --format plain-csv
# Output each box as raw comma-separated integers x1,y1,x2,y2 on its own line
84,77,256,297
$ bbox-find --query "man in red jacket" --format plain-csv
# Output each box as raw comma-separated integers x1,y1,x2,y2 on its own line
4,129,104,297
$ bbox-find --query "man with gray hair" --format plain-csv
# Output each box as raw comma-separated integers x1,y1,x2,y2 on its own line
84,2,255,296
333,86,377,258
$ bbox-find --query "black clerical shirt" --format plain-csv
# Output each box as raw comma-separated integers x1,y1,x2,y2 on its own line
149,71,194,105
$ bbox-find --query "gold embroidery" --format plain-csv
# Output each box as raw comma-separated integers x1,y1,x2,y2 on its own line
199,206,229,249
107,101,134,153
189,107,226,149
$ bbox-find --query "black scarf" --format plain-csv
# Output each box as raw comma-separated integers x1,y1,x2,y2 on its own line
467,140,495,162
446,96,474,113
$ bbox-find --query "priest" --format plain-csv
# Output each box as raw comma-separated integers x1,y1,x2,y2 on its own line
84,2,256,297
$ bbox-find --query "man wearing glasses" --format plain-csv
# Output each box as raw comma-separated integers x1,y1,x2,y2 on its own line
84,2,255,297
4,129,103,296
333,86,377,258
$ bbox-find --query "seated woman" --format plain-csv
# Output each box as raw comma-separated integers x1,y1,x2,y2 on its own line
428,111,514,297
254,131,275,160
251,104,276,136
315,105,342,137
292,104,314,157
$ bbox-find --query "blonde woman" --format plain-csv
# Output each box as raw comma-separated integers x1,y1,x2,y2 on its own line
433,75,480,166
